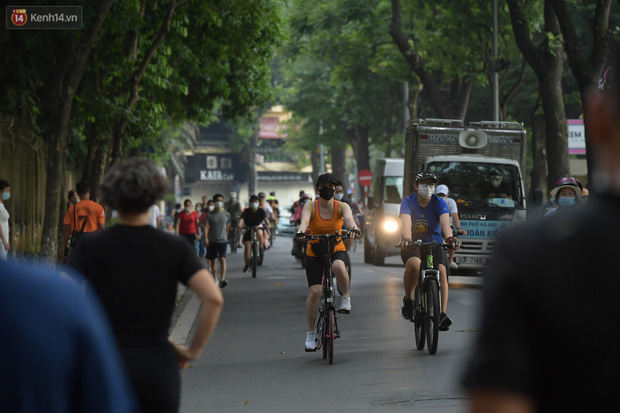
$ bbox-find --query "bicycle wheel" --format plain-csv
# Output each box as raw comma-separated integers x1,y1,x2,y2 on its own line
228,230,236,253
414,287,426,350
315,310,324,353
327,308,335,364
425,279,440,355
251,243,258,278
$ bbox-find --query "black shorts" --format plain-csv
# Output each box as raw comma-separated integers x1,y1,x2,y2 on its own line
180,233,195,247
242,228,263,243
206,242,227,260
305,251,349,287
400,244,448,270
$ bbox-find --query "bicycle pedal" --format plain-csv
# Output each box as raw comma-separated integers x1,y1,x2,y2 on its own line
305,347,317,352
337,309,350,314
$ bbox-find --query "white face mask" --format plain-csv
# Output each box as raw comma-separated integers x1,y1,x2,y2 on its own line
417,184,435,199
491,178,502,188
250,202,259,210
334,193,344,201
207,205,214,212
215,201,224,209
185,206,191,213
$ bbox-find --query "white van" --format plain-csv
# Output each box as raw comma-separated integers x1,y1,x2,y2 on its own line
364,158,404,266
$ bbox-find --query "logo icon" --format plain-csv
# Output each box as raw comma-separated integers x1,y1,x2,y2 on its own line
11,9,27,27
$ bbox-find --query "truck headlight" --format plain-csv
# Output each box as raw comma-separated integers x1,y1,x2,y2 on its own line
383,219,399,232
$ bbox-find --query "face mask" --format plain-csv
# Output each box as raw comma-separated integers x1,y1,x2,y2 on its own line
207,205,214,212
439,195,447,201
557,196,577,207
231,198,236,202
250,202,259,210
215,201,223,209
350,197,355,202
185,206,191,213
334,193,344,201
319,187,335,200
1,192,9,201
417,184,435,199
491,178,502,188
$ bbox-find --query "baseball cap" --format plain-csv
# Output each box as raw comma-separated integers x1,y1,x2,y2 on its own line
316,173,339,188
435,184,449,196
415,170,438,184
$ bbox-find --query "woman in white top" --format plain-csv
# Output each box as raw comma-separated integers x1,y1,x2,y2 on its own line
0,180,10,259
435,184,465,270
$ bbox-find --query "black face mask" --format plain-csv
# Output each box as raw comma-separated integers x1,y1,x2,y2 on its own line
318,187,335,200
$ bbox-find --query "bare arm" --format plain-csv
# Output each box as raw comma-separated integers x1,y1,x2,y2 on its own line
296,202,312,233
440,213,453,240
470,390,534,413
0,221,9,250
175,218,180,235
452,212,465,235
169,269,223,368
341,203,358,231
400,213,412,241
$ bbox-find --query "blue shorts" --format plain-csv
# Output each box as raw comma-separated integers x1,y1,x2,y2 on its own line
206,242,227,260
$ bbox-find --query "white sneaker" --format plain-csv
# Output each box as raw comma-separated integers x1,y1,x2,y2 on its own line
305,331,316,351
450,261,459,270
339,296,351,313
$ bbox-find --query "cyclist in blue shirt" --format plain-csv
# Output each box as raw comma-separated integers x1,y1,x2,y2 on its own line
399,170,459,330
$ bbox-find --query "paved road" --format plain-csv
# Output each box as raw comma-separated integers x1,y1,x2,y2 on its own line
175,236,483,412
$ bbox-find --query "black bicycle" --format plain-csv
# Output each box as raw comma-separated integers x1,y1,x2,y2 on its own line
398,240,450,355
298,230,352,364
243,226,263,278
228,225,239,254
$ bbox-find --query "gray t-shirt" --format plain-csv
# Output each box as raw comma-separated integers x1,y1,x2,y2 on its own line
205,210,231,243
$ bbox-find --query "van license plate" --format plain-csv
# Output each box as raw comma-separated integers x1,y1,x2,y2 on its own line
455,256,487,265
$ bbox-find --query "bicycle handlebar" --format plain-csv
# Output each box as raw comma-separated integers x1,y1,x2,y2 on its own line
396,239,453,249
297,229,352,241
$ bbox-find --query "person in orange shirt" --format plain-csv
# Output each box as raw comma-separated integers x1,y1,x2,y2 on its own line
62,181,105,261
295,173,360,352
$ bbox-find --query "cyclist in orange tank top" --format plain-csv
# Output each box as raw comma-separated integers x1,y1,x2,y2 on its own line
296,173,360,352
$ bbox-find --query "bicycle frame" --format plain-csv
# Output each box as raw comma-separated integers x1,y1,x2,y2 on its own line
300,231,350,364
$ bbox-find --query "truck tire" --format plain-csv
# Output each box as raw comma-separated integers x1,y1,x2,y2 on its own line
373,242,385,266
364,236,374,264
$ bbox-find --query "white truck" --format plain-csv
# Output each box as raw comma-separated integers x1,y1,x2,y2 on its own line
403,119,527,272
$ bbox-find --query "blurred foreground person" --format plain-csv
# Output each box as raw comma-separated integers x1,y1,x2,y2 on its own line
0,259,137,413
463,45,620,412
69,158,223,413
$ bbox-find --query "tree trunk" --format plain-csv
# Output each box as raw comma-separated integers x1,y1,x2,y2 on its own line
549,0,611,187
389,0,472,120
531,100,548,198
109,0,189,166
507,0,569,190
331,144,347,189
40,0,115,262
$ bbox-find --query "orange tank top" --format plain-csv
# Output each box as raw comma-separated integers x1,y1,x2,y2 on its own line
306,200,346,258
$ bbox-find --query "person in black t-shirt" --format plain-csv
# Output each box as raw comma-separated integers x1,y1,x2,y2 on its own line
238,194,271,273
69,158,223,413
463,43,620,413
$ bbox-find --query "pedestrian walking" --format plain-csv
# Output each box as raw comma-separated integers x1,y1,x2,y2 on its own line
175,199,199,250
0,179,10,260
204,194,231,287
0,259,138,413
68,158,223,413
61,180,105,261
463,44,620,412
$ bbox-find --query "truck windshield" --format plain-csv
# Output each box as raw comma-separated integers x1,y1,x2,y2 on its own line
384,177,404,203
428,162,522,208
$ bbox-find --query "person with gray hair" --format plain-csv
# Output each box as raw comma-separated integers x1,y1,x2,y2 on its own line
69,158,223,413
